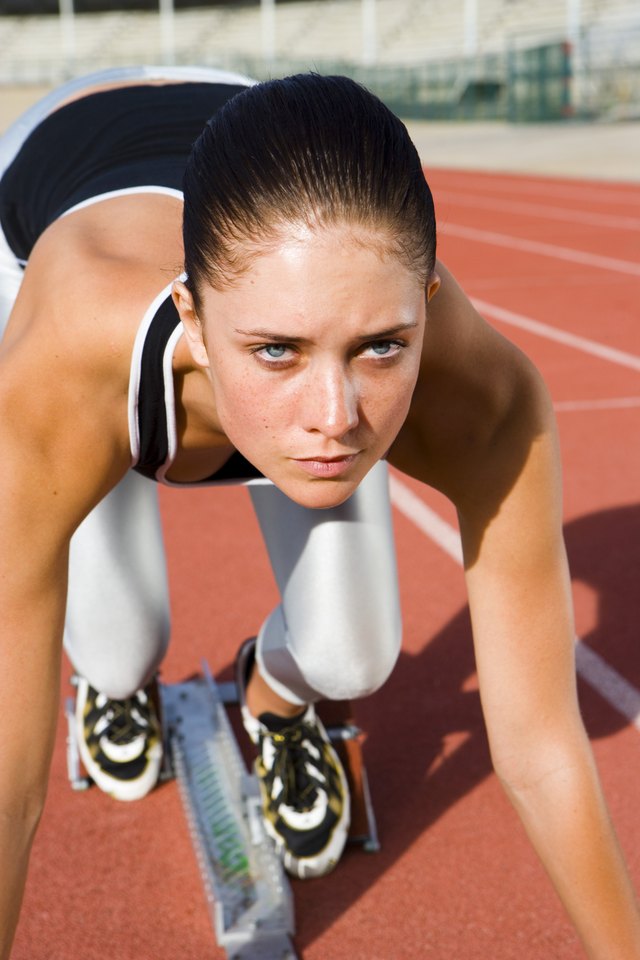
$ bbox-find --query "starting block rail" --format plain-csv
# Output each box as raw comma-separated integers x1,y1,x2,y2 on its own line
161,664,297,960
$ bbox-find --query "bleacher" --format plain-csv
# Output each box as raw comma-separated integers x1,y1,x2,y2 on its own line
0,0,638,120
1,0,638,77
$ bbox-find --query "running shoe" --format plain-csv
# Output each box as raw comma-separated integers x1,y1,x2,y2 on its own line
74,676,163,802
236,638,350,879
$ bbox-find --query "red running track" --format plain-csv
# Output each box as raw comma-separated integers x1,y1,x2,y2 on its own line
12,168,640,959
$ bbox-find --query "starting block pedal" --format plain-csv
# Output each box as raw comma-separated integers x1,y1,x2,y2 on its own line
65,676,91,792
65,659,379,960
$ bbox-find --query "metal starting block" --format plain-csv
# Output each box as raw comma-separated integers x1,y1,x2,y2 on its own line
161,665,297,960
65,661,379,960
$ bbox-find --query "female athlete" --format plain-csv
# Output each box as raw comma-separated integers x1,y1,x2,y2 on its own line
0,67,638,959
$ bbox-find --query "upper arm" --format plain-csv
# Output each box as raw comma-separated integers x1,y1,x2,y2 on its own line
391,262,581,779
0,246,133,797
456,351,582,787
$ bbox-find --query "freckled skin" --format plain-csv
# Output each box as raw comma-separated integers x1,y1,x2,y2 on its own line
174,224,437,509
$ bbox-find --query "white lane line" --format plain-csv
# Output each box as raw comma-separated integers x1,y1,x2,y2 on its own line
430,175,640,208
389,473,640,729
472,298,640,373
554,397,640,412
441,222,640,277
575,642,640,731
389,475,463,565
436,190,640,231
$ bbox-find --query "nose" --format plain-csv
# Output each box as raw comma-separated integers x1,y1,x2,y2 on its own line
302,362,359,439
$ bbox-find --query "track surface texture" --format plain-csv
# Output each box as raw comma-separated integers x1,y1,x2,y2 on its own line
9,116,640,958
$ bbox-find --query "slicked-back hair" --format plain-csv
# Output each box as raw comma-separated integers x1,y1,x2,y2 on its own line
182,73,436,305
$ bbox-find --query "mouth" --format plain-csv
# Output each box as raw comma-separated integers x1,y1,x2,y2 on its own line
291,453,360,479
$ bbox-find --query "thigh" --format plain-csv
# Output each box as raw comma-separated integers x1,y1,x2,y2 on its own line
249,461,402,701
64,470,170,698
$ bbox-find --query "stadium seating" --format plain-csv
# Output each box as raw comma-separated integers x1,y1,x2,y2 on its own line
0,0,637,84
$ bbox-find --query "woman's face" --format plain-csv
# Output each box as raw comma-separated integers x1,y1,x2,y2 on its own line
177,223,437,508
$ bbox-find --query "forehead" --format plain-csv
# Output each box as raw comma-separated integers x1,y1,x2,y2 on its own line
200,222,425,331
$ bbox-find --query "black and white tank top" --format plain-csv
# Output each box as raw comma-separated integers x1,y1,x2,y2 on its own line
128,285,264,486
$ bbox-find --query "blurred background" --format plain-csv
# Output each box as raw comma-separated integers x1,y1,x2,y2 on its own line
1,0,638,128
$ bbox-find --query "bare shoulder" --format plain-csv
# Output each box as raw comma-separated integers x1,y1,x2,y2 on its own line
0,202,179,530
8,193,182,348
389,261,555,513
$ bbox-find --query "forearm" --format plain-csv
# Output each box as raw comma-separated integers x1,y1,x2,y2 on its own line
0,594,65,960
0,694,58,960
499,737,640,959
0,809,42,960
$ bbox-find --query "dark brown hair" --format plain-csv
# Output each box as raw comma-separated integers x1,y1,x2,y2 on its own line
183,73,436,305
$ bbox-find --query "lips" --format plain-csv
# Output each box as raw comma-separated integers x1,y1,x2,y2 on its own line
292,454,359,479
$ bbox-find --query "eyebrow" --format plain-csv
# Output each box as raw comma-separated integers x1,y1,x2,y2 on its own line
233,320,420,343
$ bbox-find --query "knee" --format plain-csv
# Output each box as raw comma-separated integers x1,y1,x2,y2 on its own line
260,603,402,703
65,618,170,700
88,659,164,701
300,623,402,701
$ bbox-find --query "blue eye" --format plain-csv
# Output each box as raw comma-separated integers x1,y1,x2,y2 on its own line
253,343,295,365
264,344,287,359
362,340,403,359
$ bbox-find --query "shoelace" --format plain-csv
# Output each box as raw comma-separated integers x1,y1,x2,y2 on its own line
266,722,331,811
98,695,151,747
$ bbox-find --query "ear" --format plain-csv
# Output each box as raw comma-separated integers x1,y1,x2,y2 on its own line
172,278,210,369
426,271,441,303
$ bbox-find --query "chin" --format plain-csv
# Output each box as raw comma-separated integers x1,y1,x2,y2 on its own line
276,476,360,510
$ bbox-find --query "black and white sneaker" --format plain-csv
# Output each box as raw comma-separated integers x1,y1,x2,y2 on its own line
236,638,350,879
74,677,163,802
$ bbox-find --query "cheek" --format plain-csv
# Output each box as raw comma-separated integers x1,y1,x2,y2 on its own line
213,366,285,445
362,366,419,429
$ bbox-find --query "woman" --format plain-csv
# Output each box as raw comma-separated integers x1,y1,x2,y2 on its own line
0,67,638,959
